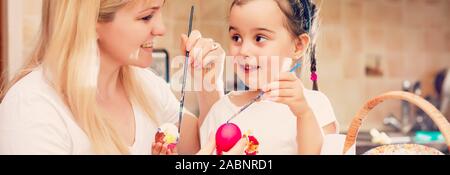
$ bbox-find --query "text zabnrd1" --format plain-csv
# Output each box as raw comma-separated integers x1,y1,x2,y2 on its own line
175,159,272,173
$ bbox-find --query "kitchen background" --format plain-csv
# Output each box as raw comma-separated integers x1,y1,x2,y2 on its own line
1,0,450,137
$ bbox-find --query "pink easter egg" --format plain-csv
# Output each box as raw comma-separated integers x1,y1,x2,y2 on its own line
215,123,242,155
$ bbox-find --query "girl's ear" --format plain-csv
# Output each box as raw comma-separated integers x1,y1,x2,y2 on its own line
293,33,310,59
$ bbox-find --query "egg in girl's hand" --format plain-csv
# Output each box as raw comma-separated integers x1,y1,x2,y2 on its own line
155,123,179,151
215,123,242,155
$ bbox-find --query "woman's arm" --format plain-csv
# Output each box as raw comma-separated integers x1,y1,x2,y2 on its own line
173,30,226,154
177,112,200,154
179,31,226,126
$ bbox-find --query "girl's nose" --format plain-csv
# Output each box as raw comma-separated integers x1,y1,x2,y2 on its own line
239,40,252,57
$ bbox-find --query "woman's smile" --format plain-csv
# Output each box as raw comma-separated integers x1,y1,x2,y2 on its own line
140,41,154,53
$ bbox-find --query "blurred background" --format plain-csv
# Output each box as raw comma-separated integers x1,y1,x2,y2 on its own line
1,0,450,153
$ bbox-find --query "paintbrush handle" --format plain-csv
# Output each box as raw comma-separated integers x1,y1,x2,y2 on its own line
178,6,195,133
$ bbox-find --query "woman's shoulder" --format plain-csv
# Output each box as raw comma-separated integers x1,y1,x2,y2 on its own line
0,67,71,123
0,68,71,141
2,67,55,101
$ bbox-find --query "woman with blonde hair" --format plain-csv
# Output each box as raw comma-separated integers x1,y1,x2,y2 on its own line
0,0,245,155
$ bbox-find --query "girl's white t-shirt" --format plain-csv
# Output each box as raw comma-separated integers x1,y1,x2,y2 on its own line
0,67,180,155
200,90,338,155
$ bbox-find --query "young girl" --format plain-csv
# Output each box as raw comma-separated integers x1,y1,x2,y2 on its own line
199,0,339,154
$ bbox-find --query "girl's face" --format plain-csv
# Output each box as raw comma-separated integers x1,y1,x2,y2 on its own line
229,0,299,90
97,0,166,68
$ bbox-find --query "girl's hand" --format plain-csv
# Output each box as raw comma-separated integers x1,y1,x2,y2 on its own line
196,133,247,155
151,142,178,155
262,72,312,117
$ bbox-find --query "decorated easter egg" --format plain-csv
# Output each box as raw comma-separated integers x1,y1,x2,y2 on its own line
155,123,179,152
215,123,242,155
245,135,259,155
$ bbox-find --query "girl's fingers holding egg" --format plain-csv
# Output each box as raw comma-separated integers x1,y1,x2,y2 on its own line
223,138,247,155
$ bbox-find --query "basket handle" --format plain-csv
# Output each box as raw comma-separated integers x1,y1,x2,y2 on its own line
343,91,450,154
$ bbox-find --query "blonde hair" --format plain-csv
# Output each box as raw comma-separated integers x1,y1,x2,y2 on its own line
1,0,159,154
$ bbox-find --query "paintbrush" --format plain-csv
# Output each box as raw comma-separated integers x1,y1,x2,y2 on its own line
178,6,195,133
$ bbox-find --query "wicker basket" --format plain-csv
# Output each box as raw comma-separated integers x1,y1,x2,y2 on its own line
343,91,450,155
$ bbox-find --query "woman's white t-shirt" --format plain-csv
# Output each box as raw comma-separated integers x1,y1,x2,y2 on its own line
0,67,180,155
200,90,338,155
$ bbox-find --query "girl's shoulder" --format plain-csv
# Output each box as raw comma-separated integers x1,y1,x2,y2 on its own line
303,88,337,127
303,88,332,105
209,92,237,113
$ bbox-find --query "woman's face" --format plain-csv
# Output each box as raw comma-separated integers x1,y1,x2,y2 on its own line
228,0,298,90
97,0,166,68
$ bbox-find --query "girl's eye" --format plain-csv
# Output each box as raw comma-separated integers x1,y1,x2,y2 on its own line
255,35,268,43
231,35,242,43
141,15,153,21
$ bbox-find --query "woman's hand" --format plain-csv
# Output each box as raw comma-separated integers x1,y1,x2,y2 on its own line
151,142,177,155
180,30,225,88
262,72,312,117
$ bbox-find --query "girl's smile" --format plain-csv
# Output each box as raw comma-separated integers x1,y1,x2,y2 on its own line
240,63,260,74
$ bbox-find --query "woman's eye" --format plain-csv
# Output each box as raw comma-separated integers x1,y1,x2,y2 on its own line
231,35,242,43
255,35,267,42
141,15,153,21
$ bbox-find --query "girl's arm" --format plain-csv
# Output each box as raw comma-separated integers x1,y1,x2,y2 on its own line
295,105,323,154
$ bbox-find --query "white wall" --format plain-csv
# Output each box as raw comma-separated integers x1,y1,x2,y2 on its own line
6,0,24,80
6,0,42,80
